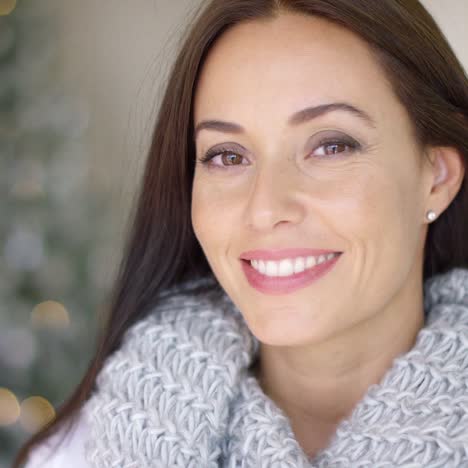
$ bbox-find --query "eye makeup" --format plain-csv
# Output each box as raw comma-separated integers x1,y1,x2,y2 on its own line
196,131,362,170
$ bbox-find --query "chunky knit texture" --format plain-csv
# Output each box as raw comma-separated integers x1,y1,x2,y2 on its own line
83,267,468,467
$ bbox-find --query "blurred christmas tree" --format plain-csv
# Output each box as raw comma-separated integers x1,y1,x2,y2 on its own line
0,1,115,465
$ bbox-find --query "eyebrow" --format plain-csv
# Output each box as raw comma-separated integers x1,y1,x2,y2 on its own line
194,102,377,139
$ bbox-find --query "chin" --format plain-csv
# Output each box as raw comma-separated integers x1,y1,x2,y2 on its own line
242,306,326,347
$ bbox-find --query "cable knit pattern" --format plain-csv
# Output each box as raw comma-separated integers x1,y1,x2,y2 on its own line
83,268,468,467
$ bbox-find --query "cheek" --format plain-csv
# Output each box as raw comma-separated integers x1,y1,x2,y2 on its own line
336,161,409,226
338,164,422,282
191,176,233,248
323,167,410,272
321,171,383,235
191,179,210,242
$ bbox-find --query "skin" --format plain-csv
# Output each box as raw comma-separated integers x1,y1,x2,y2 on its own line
191,11,465,457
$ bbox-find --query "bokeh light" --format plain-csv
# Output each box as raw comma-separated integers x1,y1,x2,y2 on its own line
31,300,70,329
0,0,16,16
19,396,56,433
0,388,20,426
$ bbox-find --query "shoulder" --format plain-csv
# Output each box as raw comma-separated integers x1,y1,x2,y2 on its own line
24,410,91,468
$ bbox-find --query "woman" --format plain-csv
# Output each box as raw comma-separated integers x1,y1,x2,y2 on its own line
16,0,468,466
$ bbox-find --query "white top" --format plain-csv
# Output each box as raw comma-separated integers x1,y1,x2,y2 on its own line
24,410,91,468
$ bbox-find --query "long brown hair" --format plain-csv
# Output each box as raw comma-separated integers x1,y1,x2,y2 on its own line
14,0,468,465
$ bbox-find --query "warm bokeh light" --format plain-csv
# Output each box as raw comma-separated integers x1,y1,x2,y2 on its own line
0,387,20,426
19,396,56,433
31,300,70,329
0,0,16,15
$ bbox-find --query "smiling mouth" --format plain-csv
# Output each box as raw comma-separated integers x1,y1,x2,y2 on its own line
239,253,342,295
240,252,341,276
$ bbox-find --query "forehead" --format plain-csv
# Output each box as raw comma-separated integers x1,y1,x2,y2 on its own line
194,13,397,130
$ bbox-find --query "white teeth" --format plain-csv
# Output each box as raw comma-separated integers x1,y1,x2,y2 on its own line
250,253,338,277
293,257,305,275
278,259,293,276
265,260,278,276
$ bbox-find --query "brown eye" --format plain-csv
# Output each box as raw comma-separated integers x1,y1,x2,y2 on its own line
311,137,361,159
220,152,244,165
325,143,348,154
322,142,349,155
198,145,248,169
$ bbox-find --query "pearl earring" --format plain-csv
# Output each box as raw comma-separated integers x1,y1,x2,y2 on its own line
426,210,437,222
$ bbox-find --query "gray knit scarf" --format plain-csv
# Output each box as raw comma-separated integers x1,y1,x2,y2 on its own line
83,267,468,467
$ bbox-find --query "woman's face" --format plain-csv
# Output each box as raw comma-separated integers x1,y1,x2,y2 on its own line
191,12,432,346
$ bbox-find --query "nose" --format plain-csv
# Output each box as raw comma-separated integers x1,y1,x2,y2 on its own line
243,160,306,233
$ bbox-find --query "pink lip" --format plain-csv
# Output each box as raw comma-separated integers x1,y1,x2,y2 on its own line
239,248,341,261
240,253,342,295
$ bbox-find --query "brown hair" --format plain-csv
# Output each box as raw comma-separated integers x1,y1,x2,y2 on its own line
14,0,468,465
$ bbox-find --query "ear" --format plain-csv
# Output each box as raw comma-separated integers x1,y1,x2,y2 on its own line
423,146,465,219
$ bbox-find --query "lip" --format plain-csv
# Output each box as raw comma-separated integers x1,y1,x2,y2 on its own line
240,253,342,295
239,248,342,261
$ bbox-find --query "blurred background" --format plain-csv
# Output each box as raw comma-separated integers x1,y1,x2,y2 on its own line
0,0,467,466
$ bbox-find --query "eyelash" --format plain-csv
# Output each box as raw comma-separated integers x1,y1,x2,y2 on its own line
197,138,361,169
